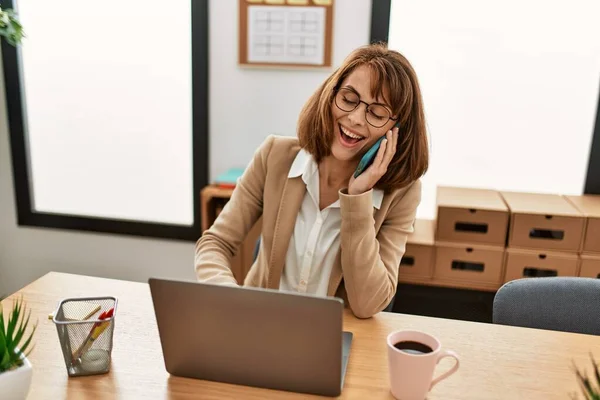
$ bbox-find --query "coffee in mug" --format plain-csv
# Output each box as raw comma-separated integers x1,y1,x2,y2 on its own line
393,341,433,355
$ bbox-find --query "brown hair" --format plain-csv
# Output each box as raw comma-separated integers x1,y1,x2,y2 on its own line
297,42,429,192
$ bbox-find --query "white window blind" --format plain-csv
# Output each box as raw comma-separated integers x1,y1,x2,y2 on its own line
18,0,194,225
389,0,600,219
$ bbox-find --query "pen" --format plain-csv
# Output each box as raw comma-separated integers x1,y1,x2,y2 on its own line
72,308,114,363
73,322,110,361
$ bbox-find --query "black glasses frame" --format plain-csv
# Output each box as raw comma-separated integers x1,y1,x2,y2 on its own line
334,87,398,128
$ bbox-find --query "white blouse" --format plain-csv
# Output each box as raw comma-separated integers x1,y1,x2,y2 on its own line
279,150,383,296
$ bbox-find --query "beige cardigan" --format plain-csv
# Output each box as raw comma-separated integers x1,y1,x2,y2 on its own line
195,135,421,318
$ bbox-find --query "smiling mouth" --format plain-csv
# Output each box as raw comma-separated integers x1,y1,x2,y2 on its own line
339,124,366,146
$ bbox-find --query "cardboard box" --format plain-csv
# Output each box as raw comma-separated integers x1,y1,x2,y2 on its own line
504,248,579,283
436,186,509,245
579,254,600,279
400,219,435,281
565,194,600,253
434,242,505,287
501,191,585,252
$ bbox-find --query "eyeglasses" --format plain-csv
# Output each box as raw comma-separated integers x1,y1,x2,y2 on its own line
334,88,397,128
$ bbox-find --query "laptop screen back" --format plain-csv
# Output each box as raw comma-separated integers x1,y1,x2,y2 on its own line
149,278,345,397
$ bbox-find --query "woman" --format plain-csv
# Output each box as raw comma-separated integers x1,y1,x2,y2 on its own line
195,43,429,318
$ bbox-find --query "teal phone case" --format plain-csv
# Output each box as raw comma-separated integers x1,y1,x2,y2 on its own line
353,136,385,178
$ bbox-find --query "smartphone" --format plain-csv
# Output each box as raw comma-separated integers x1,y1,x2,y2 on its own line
353,122,400,178
353,136,385,178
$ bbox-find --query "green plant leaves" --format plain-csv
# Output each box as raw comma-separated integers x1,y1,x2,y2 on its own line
574,355,600,400
0,296,37,373
0,7,25,46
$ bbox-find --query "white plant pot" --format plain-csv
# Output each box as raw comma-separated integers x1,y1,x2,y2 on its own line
0,356,33,400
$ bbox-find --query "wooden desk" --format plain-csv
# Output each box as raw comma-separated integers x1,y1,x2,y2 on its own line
6,272,600,399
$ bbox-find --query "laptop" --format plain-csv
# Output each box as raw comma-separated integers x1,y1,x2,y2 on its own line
148,278,353,397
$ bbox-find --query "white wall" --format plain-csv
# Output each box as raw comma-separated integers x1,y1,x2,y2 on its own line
0,0,372,295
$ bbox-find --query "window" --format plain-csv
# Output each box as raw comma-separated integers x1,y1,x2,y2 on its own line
1,0,208,240
371,0,600,219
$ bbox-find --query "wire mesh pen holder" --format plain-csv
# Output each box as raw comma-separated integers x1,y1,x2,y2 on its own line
52,296,118,377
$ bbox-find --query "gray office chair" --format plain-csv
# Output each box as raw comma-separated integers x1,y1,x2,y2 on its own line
493,277,600,335
252,238,396,312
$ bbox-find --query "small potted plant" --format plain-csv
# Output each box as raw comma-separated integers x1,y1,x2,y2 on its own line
0,5,25,46
0,297,37,400
573,354,600,400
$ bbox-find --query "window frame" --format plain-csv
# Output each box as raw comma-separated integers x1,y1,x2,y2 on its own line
1,0,209,241
370,0,600,195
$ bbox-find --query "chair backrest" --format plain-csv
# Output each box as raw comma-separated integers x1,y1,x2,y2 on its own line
493,277,600,335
